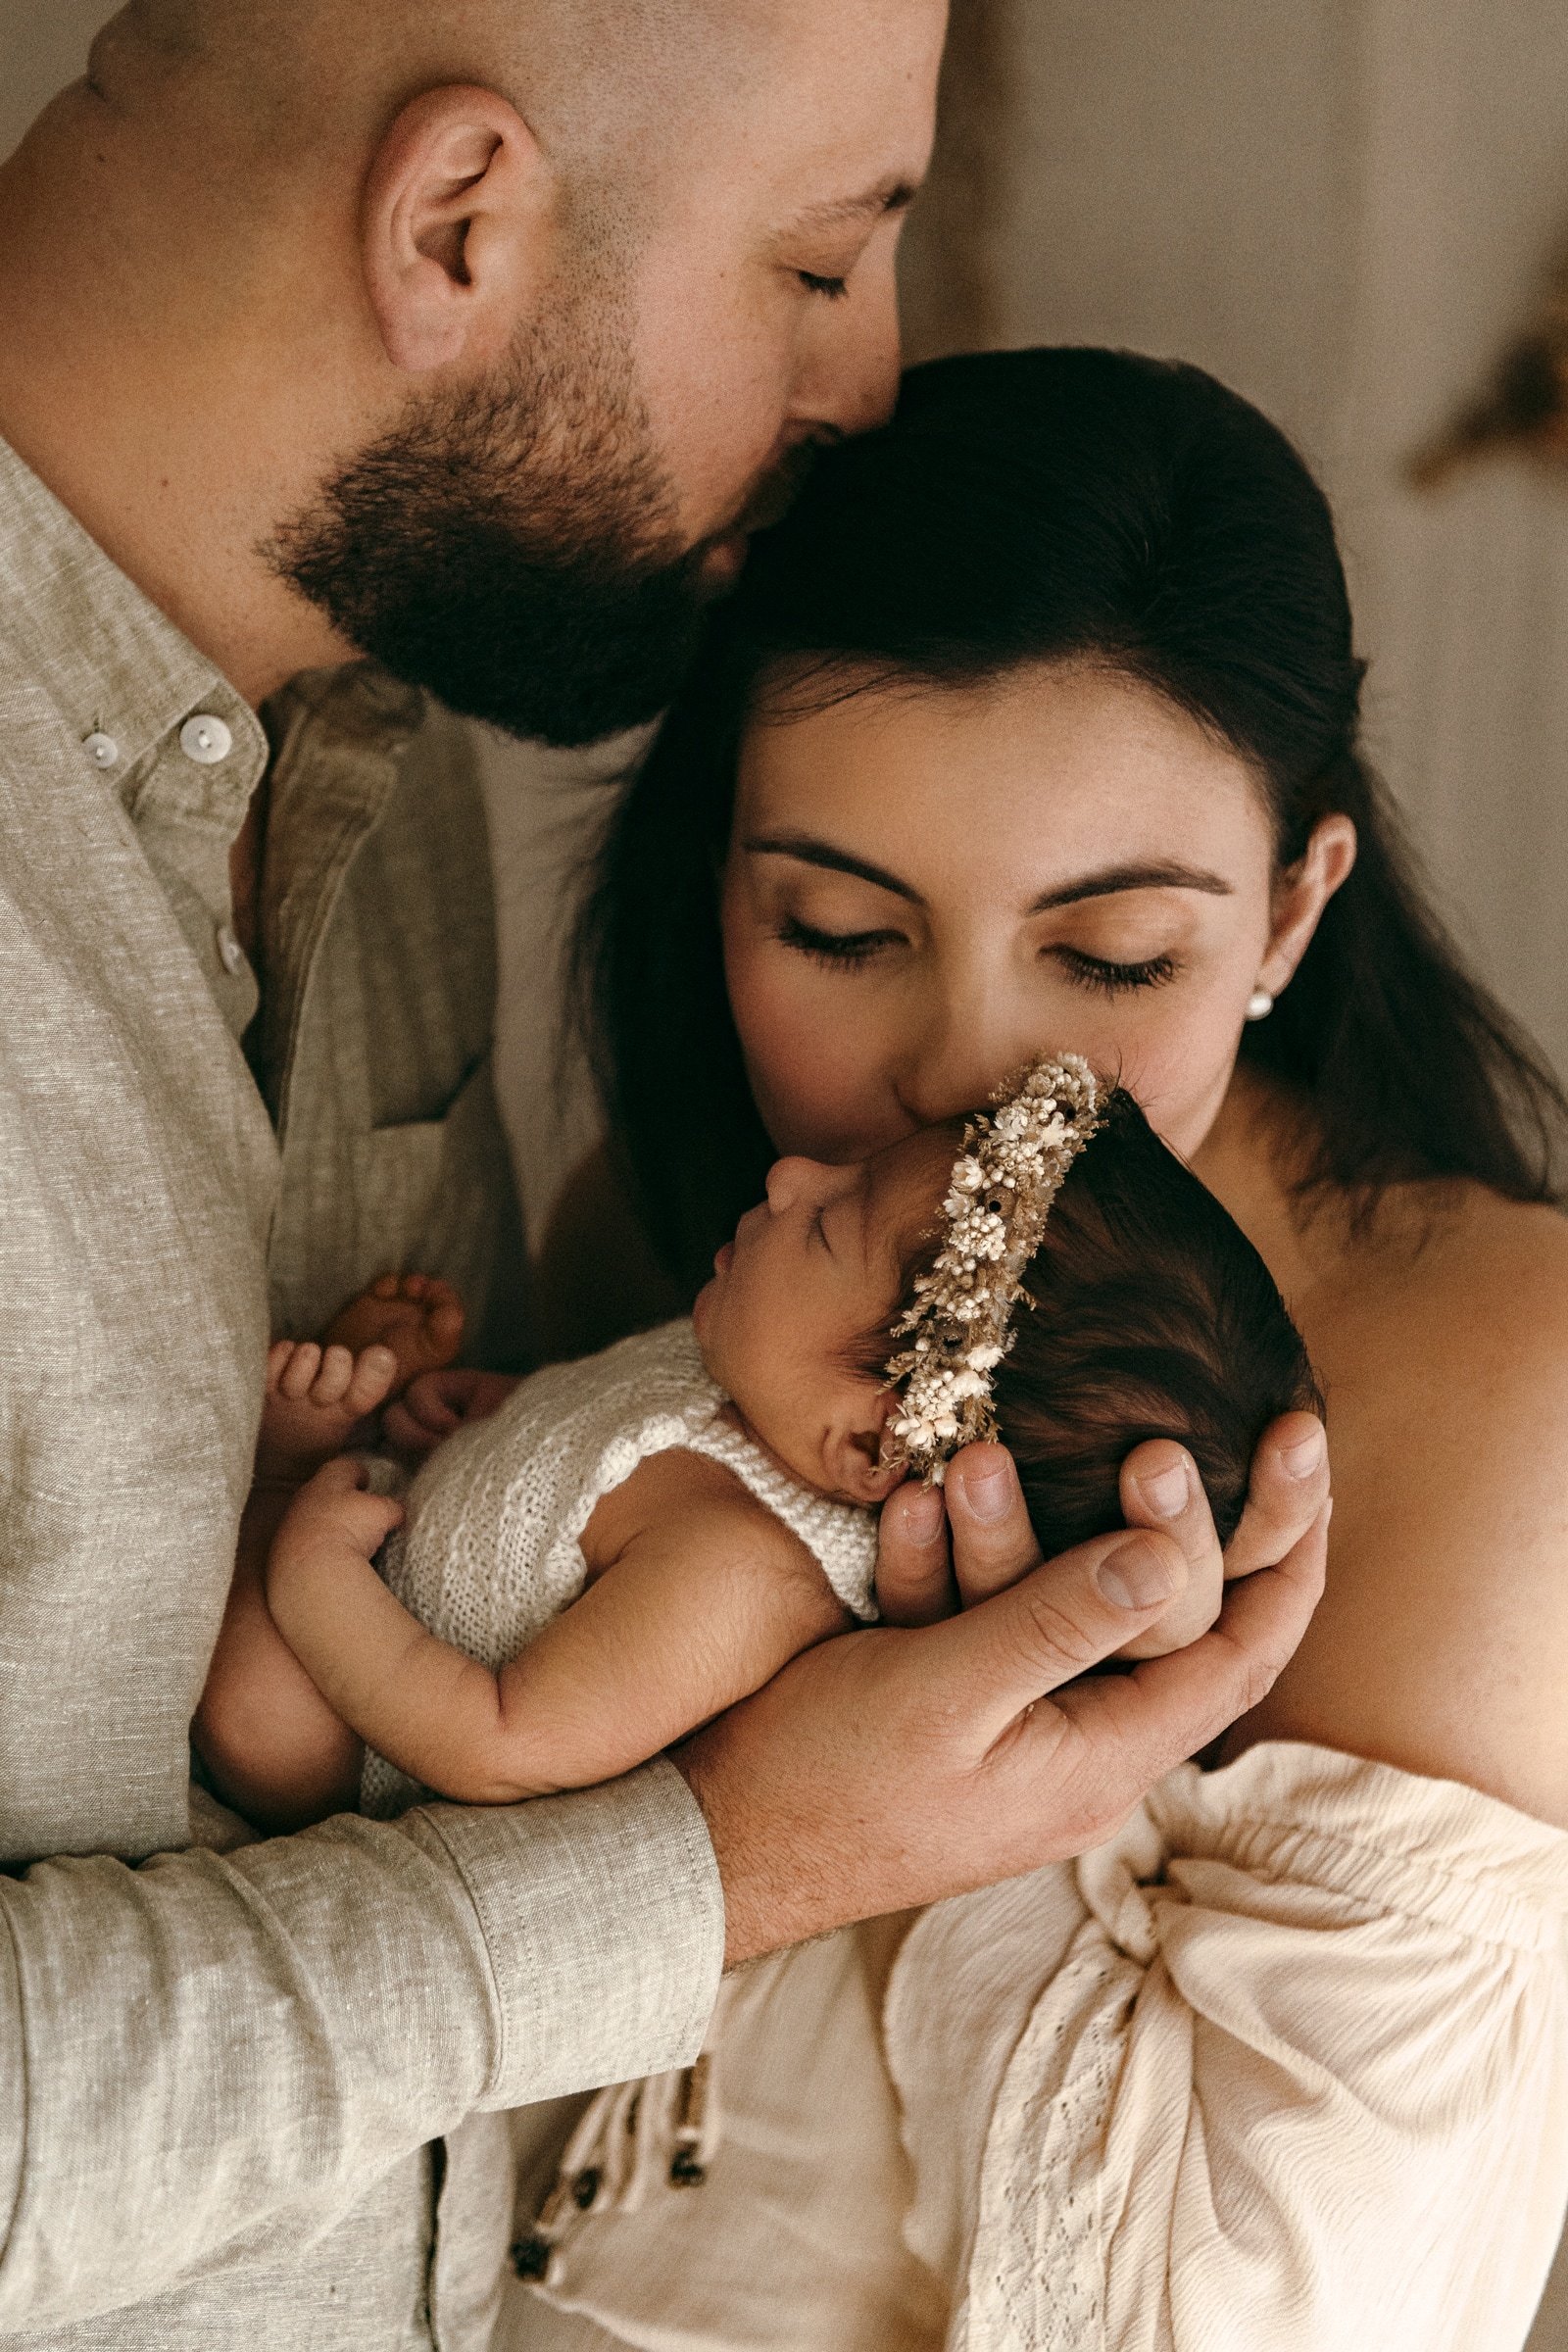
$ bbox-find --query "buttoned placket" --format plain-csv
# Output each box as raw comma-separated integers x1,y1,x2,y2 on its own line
111,687,270,1042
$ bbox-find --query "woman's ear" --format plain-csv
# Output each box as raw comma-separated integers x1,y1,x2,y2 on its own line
1260,813,1358,996
825,1389,906,1506
362,85,555,375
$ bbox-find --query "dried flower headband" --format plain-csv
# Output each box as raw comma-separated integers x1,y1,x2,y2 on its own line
884,1054,1104,1484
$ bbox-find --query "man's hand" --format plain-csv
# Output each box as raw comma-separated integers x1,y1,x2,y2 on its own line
875,1413,1329,1628
677,1420,1329,1969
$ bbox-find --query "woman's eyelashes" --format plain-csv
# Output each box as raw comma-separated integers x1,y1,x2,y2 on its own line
776,914,905,967
799,270,851,301
776,914,1183,997
1053,947,1182,997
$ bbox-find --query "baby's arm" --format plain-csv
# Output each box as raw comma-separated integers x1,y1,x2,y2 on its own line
193,1471,390,1831
196,1285,463,1827
266,1448,851,1804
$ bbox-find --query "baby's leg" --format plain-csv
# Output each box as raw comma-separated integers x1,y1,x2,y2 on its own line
324,1273,465,1389
257,1340,402,1482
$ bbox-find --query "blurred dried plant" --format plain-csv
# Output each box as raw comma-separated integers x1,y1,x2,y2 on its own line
898,0,1014,363
1409,243,1568,489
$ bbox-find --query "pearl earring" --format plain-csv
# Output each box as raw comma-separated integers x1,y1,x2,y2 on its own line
1246,988,1275,1021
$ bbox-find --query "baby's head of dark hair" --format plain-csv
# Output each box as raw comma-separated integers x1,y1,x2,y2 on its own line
886,1086,1322,1554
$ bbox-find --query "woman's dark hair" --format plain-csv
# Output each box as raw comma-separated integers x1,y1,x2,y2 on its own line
578,346,1567,1298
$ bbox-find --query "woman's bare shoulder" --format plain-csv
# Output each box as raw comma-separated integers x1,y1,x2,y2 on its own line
1235,1184,1568,1826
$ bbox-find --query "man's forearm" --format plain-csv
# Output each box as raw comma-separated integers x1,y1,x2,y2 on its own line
0,1768,721,2333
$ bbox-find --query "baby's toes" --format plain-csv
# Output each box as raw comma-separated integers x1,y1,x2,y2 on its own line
344,1344,400,1420
309,1344,357,1407
266,1339,298,1396
426,1298,466,1361
277,1342,322,1401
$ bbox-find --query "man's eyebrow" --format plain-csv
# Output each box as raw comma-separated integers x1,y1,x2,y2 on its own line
1028,861,1235,912
781,176,921,237
744,834,924,906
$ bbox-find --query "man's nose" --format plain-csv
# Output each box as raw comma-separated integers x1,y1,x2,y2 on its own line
796,268,903,441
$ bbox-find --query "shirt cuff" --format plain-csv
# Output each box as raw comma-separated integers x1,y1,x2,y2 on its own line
409,1759,724,2105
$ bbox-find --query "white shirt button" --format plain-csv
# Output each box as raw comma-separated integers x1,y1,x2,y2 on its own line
84,732,120,770
180,714,234,766
216,922,247,976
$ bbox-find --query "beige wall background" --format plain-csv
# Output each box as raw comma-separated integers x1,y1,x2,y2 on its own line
3,9,1567,2339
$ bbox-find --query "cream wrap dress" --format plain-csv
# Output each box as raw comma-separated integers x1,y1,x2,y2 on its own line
506,1741,1568,2352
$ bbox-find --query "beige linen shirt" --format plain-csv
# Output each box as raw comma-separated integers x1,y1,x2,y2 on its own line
0,436,723,2346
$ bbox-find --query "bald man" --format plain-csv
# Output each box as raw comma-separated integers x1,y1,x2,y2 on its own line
0,5,1330,2345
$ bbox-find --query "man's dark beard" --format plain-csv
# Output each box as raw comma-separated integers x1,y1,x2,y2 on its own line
266,340,716,748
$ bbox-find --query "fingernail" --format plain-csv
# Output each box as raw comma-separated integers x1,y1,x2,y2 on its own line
902,1487,945,1545
1136,1461,1189,1519
961,1460,1013,1523
1283,1428,1326,1478
1098,1538,1182,1611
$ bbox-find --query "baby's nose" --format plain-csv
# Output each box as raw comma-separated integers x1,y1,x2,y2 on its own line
764,1155,823,1214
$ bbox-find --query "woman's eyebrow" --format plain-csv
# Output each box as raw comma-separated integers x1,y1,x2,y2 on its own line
743,835,924,906
1028,860,1234,911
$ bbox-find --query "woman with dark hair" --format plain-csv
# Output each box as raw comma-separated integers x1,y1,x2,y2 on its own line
507,350,1568,2350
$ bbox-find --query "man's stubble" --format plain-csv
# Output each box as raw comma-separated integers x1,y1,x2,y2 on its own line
266,284,716,748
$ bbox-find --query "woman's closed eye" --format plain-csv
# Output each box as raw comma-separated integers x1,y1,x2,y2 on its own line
777,914,906,968
1052,946,1181,996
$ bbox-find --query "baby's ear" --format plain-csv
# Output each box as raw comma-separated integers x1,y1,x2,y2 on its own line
827,1391,906,1506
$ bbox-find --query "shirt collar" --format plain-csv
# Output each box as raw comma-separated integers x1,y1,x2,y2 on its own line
0,434,269,832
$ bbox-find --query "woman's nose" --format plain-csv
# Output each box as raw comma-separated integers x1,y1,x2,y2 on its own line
894,1005,1040,1132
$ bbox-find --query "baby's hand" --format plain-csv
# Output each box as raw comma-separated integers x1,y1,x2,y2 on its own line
257,1338,403,1482
266,1455,407,1666
382,1365,520,1460
322,1273,465,1391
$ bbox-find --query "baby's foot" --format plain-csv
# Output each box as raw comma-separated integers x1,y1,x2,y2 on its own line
257,1339,402,1481
322,1274,466,1392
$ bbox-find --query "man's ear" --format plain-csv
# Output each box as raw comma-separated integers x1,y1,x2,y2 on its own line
363,85,555,374
1260,812,1358,997
826,1389,906,1506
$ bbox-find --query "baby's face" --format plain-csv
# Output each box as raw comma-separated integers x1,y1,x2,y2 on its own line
693,1123,957,1498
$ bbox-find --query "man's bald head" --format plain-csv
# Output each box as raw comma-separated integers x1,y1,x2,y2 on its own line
1,0,943,724
95,0,767,196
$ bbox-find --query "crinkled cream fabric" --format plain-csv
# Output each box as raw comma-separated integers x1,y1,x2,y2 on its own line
363,1320,879,1818
515,1742,1568,2352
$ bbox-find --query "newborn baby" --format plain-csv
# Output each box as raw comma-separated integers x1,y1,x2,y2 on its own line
195,1058,1319,1835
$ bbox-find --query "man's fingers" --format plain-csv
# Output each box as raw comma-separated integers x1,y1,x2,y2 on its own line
1116,1439,1225,1658
946,1443,1043,1605
875,1480,957,1626
1121,1439,1216,1575
1049,1497,1331,1770
1223,1411,1329,1581
937,1523,1190,1740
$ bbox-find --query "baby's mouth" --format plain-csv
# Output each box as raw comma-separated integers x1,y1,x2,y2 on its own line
712,1241,735,1275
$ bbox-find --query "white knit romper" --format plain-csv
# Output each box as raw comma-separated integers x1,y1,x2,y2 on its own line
361,1318,879,1819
